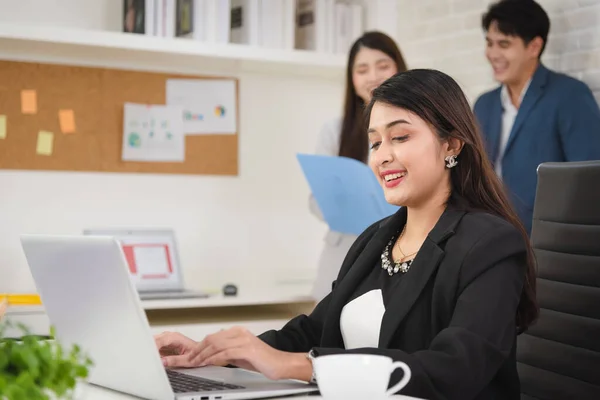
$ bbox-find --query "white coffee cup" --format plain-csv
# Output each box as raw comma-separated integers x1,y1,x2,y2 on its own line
313,354,411,399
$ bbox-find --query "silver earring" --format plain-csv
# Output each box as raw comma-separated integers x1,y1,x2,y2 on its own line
445,155,458,168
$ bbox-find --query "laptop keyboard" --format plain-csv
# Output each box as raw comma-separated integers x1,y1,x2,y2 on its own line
166,369,245,393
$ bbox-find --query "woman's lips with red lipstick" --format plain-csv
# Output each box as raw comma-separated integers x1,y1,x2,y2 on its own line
380,170,406,188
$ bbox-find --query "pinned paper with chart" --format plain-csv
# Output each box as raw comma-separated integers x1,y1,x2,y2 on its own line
122,103,185,162
166,79,236,135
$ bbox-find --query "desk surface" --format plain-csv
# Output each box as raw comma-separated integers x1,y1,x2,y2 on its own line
78,382,421,399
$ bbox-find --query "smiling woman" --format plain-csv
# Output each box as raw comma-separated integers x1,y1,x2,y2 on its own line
155,69,539,400
366,103,460,210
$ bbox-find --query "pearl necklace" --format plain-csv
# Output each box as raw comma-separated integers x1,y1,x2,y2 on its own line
380,228,416,276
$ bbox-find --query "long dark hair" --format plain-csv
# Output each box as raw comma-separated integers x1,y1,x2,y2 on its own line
367,69,538,333
339,31,407,163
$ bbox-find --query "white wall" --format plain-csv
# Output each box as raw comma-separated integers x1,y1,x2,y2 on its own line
396,0,600,105
6,0,597,294
0,0,343,292
0,0,122,31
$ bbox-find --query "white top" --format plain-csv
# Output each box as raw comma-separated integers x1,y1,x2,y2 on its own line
315,117,343,156
340,289,386,349
309,117,361,302
495,80,532,177
309,117,343,229
310,116,372,222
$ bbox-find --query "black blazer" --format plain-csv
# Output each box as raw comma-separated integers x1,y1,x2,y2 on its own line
259,205,528,400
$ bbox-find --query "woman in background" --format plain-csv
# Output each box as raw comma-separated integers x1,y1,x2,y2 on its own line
310,31,407,301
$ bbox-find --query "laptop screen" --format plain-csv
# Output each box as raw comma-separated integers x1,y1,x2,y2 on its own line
83,229,183,292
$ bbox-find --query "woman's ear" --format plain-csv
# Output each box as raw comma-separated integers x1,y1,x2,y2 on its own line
445,136,464,156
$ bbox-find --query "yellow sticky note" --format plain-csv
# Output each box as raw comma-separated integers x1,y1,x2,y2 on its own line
59,109,76,134
36,131,54,156
0,115,6,139
21,90,38,114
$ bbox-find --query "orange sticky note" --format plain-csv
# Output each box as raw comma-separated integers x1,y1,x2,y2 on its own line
0,115,6,139
59,109,76,134
21,90,37,114
36,131,54,156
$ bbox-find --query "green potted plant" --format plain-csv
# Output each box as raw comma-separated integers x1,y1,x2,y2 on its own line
0,320,93,400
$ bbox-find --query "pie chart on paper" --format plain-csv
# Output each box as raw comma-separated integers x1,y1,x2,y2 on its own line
214,105,226,117
128,132,141,148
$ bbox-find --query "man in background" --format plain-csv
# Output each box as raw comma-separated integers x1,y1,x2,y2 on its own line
474,0,600,234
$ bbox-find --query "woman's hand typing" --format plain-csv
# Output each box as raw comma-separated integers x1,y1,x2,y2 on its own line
154,327,312,382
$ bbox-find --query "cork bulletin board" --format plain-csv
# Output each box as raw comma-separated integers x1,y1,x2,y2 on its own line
0,60,239,175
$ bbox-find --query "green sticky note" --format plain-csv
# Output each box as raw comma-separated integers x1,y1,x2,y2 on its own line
0,115,6,139
36,131,54,156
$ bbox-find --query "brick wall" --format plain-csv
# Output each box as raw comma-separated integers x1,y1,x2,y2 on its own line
396,0,600,105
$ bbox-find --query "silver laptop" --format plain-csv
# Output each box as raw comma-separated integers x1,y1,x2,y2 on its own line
20,234,318,400
83,228,207,300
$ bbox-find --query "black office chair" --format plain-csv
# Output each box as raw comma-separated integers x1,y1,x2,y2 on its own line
517,161,600,400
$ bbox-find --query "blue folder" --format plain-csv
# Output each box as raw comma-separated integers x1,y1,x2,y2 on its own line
297,153,399,236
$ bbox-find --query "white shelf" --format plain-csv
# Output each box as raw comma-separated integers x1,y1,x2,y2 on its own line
5,294,315,314
141,293,315,310
0,23,346,79
4,295,313,338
